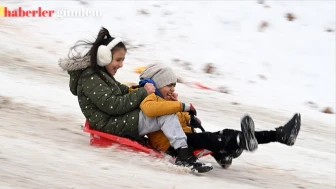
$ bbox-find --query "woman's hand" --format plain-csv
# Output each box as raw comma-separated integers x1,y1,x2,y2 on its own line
144,83,155,95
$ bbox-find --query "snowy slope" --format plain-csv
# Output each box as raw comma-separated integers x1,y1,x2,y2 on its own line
0,1,335,188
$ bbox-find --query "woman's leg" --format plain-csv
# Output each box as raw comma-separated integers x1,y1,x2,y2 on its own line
219,113,301,146
187,115,258,169
186,115,258,153
213,113,301,169
212,128,293,149
185,131,239,152
255,131,277,144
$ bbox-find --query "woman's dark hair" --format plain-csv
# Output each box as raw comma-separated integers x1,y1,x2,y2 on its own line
68,27,127,78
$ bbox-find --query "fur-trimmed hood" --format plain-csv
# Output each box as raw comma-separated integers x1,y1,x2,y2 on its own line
59,55,92,96
58,55,91,71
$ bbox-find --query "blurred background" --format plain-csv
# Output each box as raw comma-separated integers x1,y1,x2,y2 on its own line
0,1,335,189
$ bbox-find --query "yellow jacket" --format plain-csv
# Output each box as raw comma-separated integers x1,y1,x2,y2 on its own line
140,93,192,152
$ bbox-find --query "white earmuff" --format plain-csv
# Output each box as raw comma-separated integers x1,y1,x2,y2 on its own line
97,37,123,67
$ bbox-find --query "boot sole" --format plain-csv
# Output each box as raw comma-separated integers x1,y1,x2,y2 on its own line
288,113,301,146
219,156,232,169
241,115,258,151
211,153,233,169
232,148,243,158
191,162,213,173
175,160,213,173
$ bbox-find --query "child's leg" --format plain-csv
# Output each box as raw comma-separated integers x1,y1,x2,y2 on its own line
157,114,189,150
138,111,187,149
138,111,213,173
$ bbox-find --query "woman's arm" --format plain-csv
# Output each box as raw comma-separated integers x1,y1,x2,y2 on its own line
83,74,147,115
115,80,131,95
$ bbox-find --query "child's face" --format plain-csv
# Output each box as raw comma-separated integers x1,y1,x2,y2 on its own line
158,83,176,100
105,48,126,76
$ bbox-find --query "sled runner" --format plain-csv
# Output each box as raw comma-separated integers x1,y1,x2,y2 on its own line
83,120,212,158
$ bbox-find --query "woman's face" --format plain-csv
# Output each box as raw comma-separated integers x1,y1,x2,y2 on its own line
105,48,126,76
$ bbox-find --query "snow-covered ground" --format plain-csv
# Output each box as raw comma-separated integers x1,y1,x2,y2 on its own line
0,1,335,188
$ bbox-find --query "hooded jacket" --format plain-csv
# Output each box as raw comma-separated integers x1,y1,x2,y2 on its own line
59,56,148,139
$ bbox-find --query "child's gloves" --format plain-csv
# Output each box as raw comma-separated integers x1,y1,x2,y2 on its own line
190,116,205,132
182,103,197,116
190,116,202,127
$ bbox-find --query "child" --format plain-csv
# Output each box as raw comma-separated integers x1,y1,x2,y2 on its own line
139,63,301,169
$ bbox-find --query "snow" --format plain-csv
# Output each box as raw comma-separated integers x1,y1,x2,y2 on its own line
0,1,335,188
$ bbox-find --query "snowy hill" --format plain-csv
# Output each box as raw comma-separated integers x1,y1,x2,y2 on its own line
0,1,335,188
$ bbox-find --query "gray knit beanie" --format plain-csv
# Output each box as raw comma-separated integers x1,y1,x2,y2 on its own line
139,63,177,89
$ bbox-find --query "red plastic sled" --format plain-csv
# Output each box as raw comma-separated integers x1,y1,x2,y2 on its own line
83,120,213,158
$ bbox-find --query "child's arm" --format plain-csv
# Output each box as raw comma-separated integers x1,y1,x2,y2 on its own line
182,112,191,125
140,93,184,117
